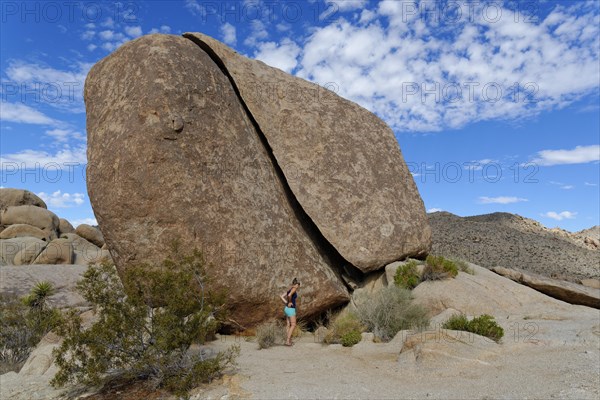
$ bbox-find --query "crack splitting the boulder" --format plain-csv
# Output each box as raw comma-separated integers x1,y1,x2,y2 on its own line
183,33,362,292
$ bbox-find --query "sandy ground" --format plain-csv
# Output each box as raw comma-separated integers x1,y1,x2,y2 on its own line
190,326,600,400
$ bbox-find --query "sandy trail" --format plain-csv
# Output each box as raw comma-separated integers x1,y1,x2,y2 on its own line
194,324,599,400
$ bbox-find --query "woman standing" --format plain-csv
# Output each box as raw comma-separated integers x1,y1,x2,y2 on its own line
280,278,300,346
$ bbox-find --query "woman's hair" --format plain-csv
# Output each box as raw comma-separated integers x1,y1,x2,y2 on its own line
292,278,300,285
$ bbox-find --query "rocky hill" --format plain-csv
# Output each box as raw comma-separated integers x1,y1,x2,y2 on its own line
428,211,600,283
577,225,600,241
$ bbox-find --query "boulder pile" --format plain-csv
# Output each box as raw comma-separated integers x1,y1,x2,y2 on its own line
84,33,431,328
0,188,111,266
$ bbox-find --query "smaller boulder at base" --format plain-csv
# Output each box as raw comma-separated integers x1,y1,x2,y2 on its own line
32,239,74,265
74,224,105,248
14,239,48,266
0,224,54,242
1,237,46,265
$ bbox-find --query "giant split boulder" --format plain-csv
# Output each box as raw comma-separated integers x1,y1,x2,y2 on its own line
184,33,430,271
85,33,430,327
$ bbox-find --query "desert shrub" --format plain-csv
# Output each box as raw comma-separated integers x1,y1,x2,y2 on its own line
161,345,239,395
421,255,459,281
441,314,470,331
21,281,61,337
51,250,237,397
0,295,32,373
354,286,429,342
0,282,60,374
256,320,284,349
323,312,363,345
467,315,504,342
394,260,420,290
443,314,504,343
340,330,362,347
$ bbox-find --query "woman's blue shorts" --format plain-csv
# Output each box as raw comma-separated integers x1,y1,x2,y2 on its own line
284,306,296,317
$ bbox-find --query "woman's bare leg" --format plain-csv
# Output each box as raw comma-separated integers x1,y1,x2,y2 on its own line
286,315,296,345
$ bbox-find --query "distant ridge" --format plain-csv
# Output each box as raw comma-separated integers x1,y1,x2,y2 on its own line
428,211,600,283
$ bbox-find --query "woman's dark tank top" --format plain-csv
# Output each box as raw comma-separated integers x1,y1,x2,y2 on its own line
287,289,297,308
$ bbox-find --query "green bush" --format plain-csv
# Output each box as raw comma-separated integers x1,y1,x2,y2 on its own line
394,260,420,289
255,320,284,349
443,314,504,343
323,312,363,345
354,286,429,342
421,255,459,281
51,250,237,397
441,314,470,331
0,282,60,374
22,281,61,338
340,330,362,347
0,295,33,373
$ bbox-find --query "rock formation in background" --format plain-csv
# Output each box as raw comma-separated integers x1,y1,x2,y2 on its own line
428,211,600,283
0,188,110,267
491,266,600,309
84,33,431,328
0,188,47,212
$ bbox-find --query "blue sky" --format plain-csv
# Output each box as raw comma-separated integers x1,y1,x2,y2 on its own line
1,0,599,231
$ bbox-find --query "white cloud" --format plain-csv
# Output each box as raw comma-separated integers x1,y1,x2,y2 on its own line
464,159,499,170
101,17,115,28
37,191,85,208
87,44,97,52
244,20,268,47
0,145,87,169
101,42,117,52
149,25,172,34
81,30,95,40
288,1,600,132
220,23,237,46
478,196,528,204
124,26,143,38
71,217,98,227
45,128,85,143
585,182,598,186
328,0,368,12
254,39,301,73
531,145,600,166
185,0,204,16
276,23,291,32
99,30,124,41
359,9,377,24
427,208,443,213
549,181,575,190
542,211,577,221
0,102,58,125
3,61,91,113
